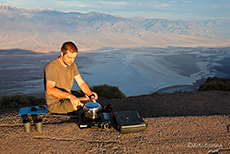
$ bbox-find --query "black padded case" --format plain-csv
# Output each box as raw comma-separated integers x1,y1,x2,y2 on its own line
113,110,147,134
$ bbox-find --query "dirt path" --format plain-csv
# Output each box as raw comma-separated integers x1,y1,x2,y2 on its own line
1,91,230,153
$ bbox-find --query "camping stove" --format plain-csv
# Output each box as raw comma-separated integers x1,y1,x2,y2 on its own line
78,112,111,129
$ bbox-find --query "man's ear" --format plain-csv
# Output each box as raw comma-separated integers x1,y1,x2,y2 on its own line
61,51,64,57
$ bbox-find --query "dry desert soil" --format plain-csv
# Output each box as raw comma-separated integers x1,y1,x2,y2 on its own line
1,90,230,154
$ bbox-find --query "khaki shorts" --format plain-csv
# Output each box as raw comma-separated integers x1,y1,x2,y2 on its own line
48,99,75,114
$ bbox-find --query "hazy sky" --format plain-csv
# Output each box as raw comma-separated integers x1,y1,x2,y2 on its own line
0,0,229,20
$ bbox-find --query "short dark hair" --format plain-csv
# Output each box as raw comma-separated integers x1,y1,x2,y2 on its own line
61,41,78,55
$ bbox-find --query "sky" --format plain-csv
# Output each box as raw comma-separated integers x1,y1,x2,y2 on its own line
0,0,230,20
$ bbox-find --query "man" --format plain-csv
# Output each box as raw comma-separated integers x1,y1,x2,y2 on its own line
43,41,98,114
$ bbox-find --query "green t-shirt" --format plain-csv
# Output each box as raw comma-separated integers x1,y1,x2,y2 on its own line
44,58,79,105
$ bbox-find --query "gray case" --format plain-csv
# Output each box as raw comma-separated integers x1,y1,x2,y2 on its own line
113,110,147,134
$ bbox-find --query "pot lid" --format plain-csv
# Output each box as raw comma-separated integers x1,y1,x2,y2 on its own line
85,102,101,108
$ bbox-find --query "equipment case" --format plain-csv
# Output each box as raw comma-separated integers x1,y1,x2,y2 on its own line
113,110,147,134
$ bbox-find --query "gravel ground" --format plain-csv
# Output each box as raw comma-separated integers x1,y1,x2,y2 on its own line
0,90,230,154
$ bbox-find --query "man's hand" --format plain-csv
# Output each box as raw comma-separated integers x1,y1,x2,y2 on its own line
88,92,98,102
69,95,81,110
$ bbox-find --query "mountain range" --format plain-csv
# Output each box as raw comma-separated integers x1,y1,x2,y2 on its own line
0,4,230,52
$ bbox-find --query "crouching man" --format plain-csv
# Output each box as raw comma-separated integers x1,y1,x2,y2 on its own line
43,41,98,114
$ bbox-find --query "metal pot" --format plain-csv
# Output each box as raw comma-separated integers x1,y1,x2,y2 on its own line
83,102,102,119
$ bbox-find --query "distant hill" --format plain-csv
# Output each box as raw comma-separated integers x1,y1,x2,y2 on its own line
1,4,230,52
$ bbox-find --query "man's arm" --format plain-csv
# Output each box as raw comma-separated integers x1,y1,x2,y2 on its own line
46,80,80,109
74,74,98,101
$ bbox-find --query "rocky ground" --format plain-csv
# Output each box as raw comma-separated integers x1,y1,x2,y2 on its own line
0,90,230,154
